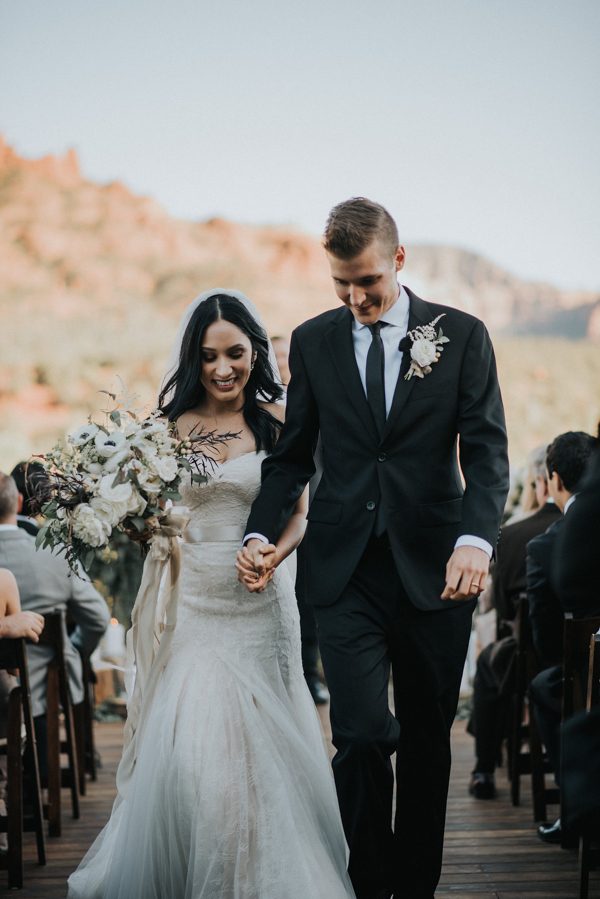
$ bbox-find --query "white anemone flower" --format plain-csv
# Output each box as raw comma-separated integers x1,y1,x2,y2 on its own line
69,423,100,446
94,430,127,458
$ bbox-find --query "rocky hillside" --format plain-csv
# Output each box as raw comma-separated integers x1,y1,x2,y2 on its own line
1,136,598,336
1,136,599,470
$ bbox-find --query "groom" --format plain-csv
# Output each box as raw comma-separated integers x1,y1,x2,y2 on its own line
241,198,509,899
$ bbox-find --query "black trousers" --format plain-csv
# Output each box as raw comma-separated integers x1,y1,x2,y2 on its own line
296,540,321,682
529,665,563,785
469,642,512,774
314,535,474,899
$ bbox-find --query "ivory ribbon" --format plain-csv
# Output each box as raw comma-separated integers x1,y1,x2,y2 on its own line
184,523,244,544
116,508,189,794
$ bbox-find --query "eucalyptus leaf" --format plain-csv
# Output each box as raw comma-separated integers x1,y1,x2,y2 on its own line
35,525,49,548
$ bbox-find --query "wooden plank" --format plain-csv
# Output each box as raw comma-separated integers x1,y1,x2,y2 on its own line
9,717,599,897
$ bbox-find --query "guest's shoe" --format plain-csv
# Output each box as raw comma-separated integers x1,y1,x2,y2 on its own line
468,771,497,799
306,677,330,705
537,817,562,844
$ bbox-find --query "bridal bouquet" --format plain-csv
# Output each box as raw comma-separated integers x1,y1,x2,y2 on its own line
36,393,233,573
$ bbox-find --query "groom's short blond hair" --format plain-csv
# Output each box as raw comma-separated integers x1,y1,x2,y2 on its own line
323,197,399,260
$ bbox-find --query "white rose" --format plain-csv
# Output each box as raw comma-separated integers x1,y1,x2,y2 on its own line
151,455,179,483
97,475,134,507
136,468,163,495
126,487,147,516
410,338,438,368
90,496,122,528
69,423,100,447
71,504,109,547
94,430,127,458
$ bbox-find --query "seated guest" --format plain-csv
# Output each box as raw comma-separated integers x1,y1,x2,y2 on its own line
526,431,599,843
0,472,109,729
0,568,45,850
10,461,48,536
553,423,600,615
0,568,45,642
468,447,560,798
554,431,600,837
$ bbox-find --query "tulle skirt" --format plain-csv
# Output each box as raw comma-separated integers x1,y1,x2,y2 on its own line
68,541,354,899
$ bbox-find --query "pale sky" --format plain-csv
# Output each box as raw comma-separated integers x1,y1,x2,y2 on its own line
1,0,599,290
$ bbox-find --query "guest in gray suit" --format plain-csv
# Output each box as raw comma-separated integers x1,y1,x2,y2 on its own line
0,472,110,721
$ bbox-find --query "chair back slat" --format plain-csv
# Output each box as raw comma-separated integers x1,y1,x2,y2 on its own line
562,615,600,720
587,633,600,711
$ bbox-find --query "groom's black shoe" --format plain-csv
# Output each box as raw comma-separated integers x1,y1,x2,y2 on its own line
306,677,330,705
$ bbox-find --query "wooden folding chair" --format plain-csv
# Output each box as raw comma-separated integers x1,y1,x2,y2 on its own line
506,596,558,818
72,652,98,794
0,637,46,889
38,611,80,837
560,615,600,850
575,632,600,898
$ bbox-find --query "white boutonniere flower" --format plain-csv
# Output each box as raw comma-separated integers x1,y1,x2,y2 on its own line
400,314,450,380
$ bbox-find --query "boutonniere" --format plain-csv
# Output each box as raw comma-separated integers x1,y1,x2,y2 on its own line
398,314,449,380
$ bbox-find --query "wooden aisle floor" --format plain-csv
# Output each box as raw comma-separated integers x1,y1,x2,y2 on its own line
10,715,599,898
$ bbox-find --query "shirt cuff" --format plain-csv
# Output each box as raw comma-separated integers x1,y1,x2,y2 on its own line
455,535,493,558
243,533,269,545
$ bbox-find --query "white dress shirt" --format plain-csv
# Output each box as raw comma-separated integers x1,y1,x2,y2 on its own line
353,286,410,416
245,286,492,558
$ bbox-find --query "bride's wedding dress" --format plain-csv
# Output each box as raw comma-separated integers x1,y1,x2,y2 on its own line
68,451,355,899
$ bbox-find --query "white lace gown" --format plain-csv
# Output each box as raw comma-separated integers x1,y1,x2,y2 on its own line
68,451,355,899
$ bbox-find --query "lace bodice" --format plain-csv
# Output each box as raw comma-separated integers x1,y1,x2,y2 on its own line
179,451,266,531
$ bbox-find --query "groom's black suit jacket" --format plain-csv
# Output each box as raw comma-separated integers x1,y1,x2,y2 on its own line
247,288,509,611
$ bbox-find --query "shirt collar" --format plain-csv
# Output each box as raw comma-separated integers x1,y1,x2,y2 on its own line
0,524,19,531
353,285,410,331
563,494,576,515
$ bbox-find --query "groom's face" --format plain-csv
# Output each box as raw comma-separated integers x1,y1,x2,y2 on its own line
327,238,405,326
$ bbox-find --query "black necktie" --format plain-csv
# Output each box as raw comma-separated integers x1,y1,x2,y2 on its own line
366,322,387,437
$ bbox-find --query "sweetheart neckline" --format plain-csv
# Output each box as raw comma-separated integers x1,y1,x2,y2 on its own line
217,450,266,466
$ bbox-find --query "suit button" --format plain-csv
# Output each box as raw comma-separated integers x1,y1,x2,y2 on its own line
366,501,376,511
378,453,387,462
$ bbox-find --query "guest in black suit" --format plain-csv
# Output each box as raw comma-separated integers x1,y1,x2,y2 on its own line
240,198,509,899
526,431,598,844
272,335,329,705
553,429,600,616
555,435,600,835
468,449,560,798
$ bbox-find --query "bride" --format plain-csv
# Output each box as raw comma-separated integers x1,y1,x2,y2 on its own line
67,290,355,899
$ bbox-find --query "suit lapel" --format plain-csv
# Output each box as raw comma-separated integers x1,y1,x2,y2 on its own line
324,309,380,441
381,289,433,444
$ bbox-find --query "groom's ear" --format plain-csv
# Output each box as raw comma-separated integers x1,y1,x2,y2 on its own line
394,245,406,272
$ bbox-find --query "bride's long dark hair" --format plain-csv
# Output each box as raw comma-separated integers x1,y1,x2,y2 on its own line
158,294,284,453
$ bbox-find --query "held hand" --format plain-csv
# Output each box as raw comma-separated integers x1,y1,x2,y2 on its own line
236,541,278,593
441,546,490,601
0,611,45,642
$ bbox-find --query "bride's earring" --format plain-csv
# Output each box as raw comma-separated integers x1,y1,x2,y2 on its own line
251,356,256,371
